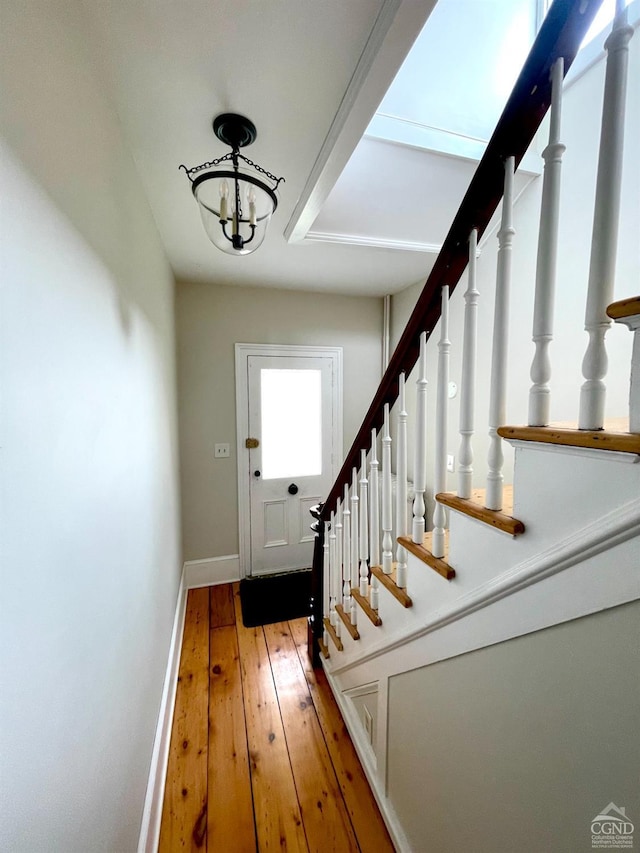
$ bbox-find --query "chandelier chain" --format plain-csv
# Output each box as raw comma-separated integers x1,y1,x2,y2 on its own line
179,152,284,187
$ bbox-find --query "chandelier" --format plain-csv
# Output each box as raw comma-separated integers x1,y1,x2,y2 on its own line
180,113,285,255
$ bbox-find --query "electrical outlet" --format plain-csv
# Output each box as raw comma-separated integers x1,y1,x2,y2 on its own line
214,443,230,458
447,454,455,473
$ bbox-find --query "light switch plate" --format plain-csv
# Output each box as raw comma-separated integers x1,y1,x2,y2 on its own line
214,443,230,458
447,454,455,473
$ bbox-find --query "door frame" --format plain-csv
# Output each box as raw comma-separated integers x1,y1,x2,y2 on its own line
235,343,343,578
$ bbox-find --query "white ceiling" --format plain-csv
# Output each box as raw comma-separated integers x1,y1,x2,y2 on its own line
79,0,543,297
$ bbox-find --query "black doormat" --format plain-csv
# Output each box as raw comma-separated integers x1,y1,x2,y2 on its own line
239,569,312,628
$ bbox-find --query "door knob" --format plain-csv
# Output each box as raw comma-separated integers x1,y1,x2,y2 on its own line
288,483,299,495
254,470,261,478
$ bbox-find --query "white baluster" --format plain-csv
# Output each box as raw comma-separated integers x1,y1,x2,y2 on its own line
369,429,380,610
395,373,408,589
458,229,479,499
335,499,343,622
342,483,351,617
432,286,450,558
579,8,634,429
528,57,566,427
350,468,359,626
382,403,393,575
486,156,515,511
622,316,640,432
322,526,329,649
329,511,339,637
359,450,369,598
413,331,428,543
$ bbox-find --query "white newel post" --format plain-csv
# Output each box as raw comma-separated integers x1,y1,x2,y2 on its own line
486,156,515,511
579,6,634,430
432,286,450,558
335,500,343,620
412,331,428,542
350,468,359,625
369,429,380,610
395,373,408,588
342,483,351,616
381,404,394,576
528,57,566,426
329,510,338,636
322,527,329,648
359,450,369,598
458,229,479,499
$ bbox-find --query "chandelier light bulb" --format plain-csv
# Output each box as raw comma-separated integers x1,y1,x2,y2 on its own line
248,186,257,226
219,179,229,222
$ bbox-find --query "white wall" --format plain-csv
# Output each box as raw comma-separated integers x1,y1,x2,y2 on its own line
176,280,382,562
389,22,639,512
387,601,640,853
0,2,181,850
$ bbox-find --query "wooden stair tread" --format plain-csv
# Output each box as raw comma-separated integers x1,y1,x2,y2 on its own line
351,588,382,626
370,565,412,608
336,603,360,640
323,616,343,652
436,488,524,536
317,638,330,659
398,534,456,580
607,295,640,320
498,425,640,455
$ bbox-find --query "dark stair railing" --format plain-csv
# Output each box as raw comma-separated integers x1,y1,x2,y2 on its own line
308,0,605,663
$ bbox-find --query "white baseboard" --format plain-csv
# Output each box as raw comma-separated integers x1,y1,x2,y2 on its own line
137,555,240,851
184,554,240,588
138,566,188,853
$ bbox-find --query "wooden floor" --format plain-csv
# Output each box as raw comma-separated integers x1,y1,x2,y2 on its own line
159,583,395,852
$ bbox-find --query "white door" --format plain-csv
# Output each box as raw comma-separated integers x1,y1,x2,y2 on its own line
236,346,341,577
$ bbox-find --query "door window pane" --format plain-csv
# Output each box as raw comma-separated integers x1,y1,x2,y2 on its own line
261,368,322,479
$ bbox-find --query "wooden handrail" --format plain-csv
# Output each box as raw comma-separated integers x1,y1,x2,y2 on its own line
320,0,604,522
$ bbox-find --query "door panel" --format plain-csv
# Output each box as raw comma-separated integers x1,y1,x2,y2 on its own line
246,354,335,576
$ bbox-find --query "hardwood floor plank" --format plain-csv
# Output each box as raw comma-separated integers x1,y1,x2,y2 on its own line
289,618,395,853
208,624,256,852
233,588,309,852
210,583,235,628
159,588,210,852
264,622,360,853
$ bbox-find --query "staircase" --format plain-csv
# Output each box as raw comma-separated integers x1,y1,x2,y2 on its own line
307,1,640,850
